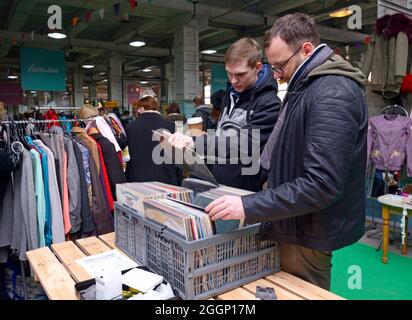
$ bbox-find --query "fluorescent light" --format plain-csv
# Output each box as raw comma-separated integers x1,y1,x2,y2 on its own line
7,75,18,79
99,72,105,76
103,79,107,82
129,40,146,47
82,64,95,69
329,8,353,18
142,68,152,72
82,87,88,89
201,49,217,54
30,91,36,94
140,81,148,84
47,32,67,39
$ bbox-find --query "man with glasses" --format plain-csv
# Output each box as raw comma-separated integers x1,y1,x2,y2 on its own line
205,13,368,290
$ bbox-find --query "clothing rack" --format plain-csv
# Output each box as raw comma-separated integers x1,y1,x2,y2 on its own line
0,119,89,125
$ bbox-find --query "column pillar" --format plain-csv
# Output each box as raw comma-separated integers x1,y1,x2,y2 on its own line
174,20,200,119
108,53,123,107
73,69,84,108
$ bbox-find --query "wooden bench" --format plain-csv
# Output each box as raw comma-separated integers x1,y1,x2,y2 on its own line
25,232,344,300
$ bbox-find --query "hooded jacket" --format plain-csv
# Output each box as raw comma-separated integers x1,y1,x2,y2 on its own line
194,64,281,192
242,45,368,251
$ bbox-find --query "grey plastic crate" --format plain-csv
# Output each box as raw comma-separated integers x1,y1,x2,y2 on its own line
115,202,280,300
114,203,145,265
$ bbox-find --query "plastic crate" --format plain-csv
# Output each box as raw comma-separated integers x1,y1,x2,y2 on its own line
114,203,146,265
115,203,280,300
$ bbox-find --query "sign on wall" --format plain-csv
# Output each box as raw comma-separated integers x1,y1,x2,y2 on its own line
20,47,66,91
211,64,228,94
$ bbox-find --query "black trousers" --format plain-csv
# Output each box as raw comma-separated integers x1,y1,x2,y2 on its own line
280,243,332,291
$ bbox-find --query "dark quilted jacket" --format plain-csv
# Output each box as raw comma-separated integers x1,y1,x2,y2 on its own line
242,52,368,251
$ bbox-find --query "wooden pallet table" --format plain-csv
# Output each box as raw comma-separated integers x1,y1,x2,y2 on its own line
25,232,344,300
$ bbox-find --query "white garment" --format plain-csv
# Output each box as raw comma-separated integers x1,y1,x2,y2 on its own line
94,116,122,152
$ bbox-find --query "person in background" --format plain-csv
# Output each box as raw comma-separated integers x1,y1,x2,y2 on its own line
209,89,226,130
166,102,186,123
98,107,106,117
125,96,182,185
192,95,213,131
120,110,131,128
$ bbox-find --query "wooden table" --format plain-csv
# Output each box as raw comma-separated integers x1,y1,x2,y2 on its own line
25,233,344,300
377,194,411,263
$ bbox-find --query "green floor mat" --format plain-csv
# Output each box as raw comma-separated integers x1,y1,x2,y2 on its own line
331,242,412,300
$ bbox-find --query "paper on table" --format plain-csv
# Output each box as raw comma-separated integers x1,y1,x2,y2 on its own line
75,250,138,278
122,268,164,293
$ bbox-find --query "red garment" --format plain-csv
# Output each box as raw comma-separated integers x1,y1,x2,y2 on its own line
95,142,114,211
401,73,412,94
44,109,59,128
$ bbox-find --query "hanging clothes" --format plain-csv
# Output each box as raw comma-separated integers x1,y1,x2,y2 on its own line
92,116,122,153
90,133,126,198
11,150,39,259
63,137,82,234
72,140,96,236
0,182,13,262
30,139,52,246
368,114,412,175
33,140,65,244
72,127,100,174
29,149,46,248
73,134,114,235
362,13,412,98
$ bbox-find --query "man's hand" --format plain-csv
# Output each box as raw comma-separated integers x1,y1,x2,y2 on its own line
164,131,195,150
205,196,246,221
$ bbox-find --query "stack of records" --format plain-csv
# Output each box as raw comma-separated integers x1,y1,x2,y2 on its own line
194,186,254,234
182,178,218,195
116,182,194,214
143,198,214,241
143,182,194,203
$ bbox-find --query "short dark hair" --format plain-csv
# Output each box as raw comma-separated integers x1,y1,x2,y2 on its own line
167,102,180,115
264,13,320,50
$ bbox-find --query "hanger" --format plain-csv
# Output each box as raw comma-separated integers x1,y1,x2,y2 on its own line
382,104,409,117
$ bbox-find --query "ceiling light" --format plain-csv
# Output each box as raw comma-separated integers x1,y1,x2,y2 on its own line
82,86,88,89
103,79,107,82
129,40,146,47
140,81,148,84
200,49,217,54
99,72,105,76
82,64,95,69
329,7,353,18
142,68,152,72
30,91,36,94
47,32,67,39
7,75,18,79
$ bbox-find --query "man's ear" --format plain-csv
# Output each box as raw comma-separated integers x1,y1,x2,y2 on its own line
302,42,315,57
256,61,263,71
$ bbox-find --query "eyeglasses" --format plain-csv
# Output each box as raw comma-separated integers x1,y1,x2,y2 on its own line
270,45,302,74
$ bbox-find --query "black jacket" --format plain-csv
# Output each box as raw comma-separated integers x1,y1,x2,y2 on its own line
242,52,368,251
126,113,182,185
195,64,281,191
90,133,126,198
